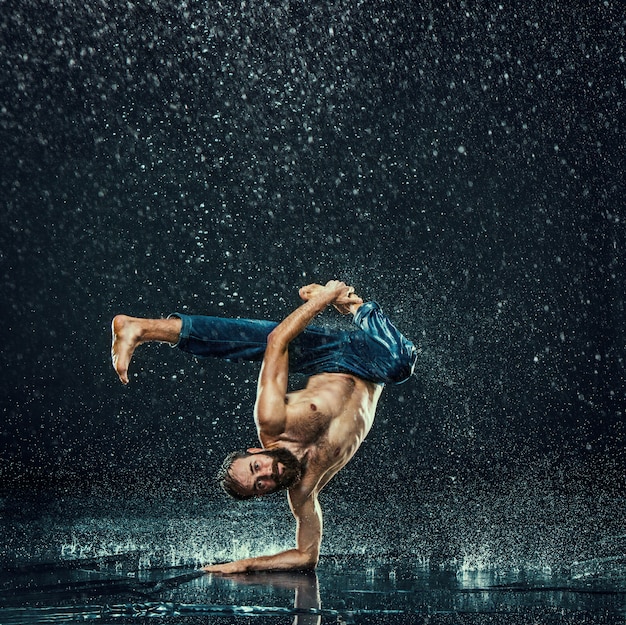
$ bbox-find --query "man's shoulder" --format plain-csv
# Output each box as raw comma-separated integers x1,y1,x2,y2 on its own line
287,481,318,510
287,440,345,505
287,462,324,502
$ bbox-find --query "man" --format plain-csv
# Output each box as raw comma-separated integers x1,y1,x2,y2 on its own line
111,281,417,573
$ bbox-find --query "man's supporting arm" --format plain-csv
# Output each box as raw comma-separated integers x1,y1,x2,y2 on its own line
203,281,350,575
202,492,322,574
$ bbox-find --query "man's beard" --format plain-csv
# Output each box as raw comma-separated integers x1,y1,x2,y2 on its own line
262,447,303,491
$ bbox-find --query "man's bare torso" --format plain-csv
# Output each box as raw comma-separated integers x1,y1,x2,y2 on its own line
258,372,383,498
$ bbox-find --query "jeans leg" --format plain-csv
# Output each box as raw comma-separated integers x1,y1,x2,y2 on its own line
171,314,352,373
349,302,418,384
170,306,417,384
172,314,277,362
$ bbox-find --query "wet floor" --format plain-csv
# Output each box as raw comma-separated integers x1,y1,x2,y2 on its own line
2,492,625,624
2,547,625,624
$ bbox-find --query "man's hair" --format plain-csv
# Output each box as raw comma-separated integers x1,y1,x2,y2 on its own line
216,450,254,500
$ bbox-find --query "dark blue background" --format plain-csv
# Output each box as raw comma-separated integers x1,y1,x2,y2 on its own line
1,0,624,568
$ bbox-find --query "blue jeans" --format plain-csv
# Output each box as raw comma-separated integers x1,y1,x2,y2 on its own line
172,302,417,385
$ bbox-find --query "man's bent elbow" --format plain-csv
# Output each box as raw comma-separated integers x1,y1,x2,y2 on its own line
266,329,288,352
299,552,319,570
299,546,320,570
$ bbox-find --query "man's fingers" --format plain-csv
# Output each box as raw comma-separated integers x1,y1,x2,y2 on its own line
324,280,348,294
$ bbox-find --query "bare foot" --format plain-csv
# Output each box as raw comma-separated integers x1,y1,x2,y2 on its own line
111,315,143,385
298,283,363,315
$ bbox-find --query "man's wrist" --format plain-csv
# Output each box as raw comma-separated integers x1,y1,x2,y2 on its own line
312,287,338,306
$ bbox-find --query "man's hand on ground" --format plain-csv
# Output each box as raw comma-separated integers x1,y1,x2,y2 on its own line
201,561,248,575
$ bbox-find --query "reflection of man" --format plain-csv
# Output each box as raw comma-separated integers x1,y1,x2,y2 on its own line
111,281,417,573
212,571,321,625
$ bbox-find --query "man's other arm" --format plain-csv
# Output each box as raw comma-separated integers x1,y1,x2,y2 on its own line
254,281,349,437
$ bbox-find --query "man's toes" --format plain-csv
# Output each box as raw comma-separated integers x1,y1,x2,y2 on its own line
117,364,129,385
112,358,128,384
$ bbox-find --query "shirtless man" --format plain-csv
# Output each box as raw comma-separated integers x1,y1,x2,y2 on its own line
111,281,417,574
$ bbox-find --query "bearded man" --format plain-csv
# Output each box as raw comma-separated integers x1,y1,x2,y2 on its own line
111,280,416,573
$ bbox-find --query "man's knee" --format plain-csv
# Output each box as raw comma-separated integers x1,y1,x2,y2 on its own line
388,343,418,384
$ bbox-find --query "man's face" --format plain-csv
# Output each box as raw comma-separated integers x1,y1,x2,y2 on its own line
228,447,302,498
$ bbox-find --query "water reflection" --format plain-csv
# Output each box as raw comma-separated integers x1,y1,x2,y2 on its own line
1,558,626,624
206,570,322,625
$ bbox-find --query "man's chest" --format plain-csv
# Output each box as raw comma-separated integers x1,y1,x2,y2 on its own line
283,399,333,443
